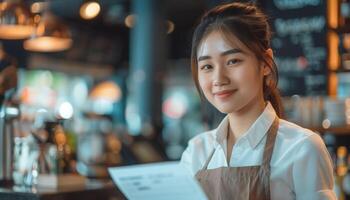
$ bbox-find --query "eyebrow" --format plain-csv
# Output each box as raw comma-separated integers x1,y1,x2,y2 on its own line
197,48,244,62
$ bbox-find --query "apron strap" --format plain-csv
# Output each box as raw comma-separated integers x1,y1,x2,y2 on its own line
259,117,279,200
201,117,279,171
261,117,279,168
201,146,217,170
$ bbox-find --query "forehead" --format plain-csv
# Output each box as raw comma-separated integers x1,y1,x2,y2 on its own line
197,30,249,57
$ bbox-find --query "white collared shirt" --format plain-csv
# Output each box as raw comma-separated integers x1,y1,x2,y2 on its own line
180,102,336,200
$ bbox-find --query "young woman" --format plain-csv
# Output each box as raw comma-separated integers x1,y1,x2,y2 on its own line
180,2,336,200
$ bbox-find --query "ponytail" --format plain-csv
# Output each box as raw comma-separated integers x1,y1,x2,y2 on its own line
263,57,284,118
265,87,283,118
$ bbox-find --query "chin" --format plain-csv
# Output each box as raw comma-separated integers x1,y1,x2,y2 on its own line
215,104,240,114
217,109,231,114
213,99,249,114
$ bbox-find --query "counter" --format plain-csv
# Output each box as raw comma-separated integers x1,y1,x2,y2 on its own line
0,179,125,200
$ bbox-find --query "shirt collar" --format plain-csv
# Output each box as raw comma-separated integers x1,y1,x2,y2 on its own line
215,102,277,149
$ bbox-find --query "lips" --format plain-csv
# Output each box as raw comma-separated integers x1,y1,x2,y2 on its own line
213,89,237,99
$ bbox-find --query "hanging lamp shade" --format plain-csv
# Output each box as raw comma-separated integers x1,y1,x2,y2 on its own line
90,81,122,102
0,0,35,39
23,12,72,52
80,0,101,20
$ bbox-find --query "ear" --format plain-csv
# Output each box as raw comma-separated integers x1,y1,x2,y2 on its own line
266,48,274,59
262,48,273,76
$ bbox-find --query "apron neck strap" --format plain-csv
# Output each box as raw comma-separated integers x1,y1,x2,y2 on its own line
201,146,216,170
201,117,279,170
261,117,279,167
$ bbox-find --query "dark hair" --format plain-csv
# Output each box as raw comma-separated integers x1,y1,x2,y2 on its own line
191,2,283,118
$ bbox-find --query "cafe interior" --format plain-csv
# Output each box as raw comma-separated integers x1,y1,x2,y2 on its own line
0,0,350,199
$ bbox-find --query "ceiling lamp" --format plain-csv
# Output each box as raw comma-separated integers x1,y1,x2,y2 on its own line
124,14,175,34
124,14,135,28
31,2,47,14
80,0,101,20
23,12,72,52
166,20,175,34
90,81,122,102
0,0,35,40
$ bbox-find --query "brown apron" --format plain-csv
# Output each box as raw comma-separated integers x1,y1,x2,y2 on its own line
195,118,279,200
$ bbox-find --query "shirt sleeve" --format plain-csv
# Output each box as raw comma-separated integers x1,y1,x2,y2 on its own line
292,133,336,200
180,139,196,176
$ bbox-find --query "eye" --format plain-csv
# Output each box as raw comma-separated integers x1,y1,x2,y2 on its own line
200,64,213,71
227,59,241,65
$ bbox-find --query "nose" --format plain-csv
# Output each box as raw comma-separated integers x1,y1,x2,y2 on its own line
213,66,229,86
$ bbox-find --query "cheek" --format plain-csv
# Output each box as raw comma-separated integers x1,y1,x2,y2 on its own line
198,75,211,94
236,65,262,89
232,67,249,82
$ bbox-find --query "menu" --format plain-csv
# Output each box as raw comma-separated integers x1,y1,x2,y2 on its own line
108,161,208,200
264,0,328,95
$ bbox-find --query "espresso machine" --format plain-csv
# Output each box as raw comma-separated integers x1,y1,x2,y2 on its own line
0,45,18,186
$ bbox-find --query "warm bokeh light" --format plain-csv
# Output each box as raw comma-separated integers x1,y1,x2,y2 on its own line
0,1,35,39
80,1,101,20
125,15,175,34
90,81,122,102
24,11,72,52
31,2,46,14
167,20,175,34
0,25,35,39
327,0,338,28
337,146,348,176
24,36,72,52
328,31,339,71
124,14,135,28
322,119,331,129
329,72,338,97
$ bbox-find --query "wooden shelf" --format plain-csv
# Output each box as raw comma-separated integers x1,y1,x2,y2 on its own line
330,26,350,34
329,69,350,73
307,125,350,135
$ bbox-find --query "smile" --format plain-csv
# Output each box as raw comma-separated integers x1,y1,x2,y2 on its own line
213,89,237,99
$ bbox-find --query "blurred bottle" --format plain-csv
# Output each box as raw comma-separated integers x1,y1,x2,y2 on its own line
341,0,350,27
340,0,350,71
335,146,348,200
76,116,122,178
53,123,73,174
30,121,73,173
342,154,350,197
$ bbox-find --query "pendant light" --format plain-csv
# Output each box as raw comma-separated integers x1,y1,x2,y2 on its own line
80,0,101,20
0,0,35,40
23,1,72,52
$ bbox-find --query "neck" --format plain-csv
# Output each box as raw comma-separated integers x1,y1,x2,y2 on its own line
227,97,266,141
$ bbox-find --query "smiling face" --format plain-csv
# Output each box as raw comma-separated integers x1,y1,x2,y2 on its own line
196,31,266,114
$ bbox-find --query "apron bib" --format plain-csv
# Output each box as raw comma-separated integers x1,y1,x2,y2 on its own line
195,118,279,200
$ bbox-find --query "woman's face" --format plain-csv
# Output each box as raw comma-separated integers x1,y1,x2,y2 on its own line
196,31,266,114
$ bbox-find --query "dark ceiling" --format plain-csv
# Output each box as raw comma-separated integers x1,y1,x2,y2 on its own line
31,0,212,60
26,0,209,30
12,0,255,63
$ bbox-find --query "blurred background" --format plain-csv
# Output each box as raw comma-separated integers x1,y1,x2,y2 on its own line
0,0,350,199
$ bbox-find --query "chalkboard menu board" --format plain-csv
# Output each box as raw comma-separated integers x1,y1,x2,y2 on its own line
264,0,328,96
